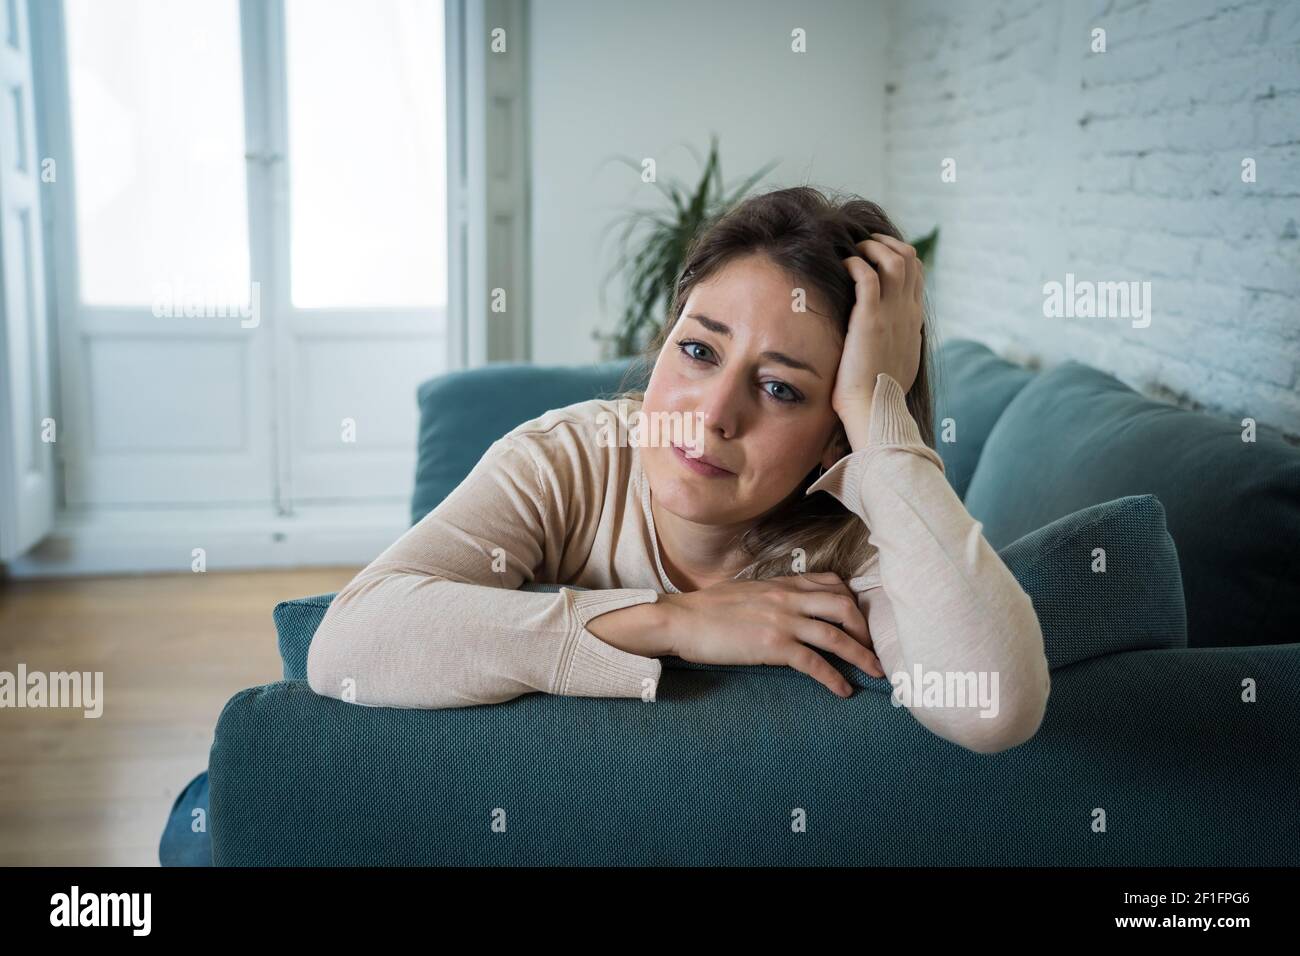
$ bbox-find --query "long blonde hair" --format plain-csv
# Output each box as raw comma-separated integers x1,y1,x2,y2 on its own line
610,185,940,583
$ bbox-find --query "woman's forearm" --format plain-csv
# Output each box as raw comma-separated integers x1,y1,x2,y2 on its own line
584,597,676,659
307,570,665,708
809,372,1050,752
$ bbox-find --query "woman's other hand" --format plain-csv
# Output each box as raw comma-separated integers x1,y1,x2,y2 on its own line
831,233,925,420
660,571,884,697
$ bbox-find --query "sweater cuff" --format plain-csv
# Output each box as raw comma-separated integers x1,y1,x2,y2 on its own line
561,588,663,701
866,372,926,448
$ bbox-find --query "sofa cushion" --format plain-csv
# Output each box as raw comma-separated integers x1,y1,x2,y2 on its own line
963,360,1300,649
411,359,640,525
276,495,1186,683
931,338,1037,500
991,493,1186,671
275,593,336,681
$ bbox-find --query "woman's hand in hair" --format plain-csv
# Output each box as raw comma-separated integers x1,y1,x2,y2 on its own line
832,233,925,425
659,572,884,698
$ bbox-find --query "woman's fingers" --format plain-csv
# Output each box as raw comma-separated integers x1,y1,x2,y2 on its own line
853,238,909,296
789,571,863,608
786,570,852,591
840,255,880,309
791,614,884,679
782,643,855,698
793,588,871,645
876,233,923,308
860,234,923,307
785,573,873,644
777,572,883,678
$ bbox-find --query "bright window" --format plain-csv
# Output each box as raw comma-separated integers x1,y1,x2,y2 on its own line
65,0,250,307
62,0,446,312
285,0,446,308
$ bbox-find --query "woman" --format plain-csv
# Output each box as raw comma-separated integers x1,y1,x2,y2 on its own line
307,187,1050,754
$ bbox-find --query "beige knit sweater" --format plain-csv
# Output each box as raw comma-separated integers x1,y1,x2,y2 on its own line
307,372,1051,753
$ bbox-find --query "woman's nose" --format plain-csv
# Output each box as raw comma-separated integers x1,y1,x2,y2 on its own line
695,375,746,438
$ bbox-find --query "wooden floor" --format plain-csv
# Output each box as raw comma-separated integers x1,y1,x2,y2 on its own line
0,567,360,866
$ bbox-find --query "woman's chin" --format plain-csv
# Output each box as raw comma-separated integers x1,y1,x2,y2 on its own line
655,478,746,524
647,464,710,500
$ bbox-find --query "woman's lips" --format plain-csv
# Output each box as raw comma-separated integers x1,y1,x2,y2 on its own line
672,443,734,478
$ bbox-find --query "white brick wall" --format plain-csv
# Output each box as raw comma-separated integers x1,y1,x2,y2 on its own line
882,0,1300,438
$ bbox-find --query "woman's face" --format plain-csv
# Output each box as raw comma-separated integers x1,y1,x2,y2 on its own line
640,252,847,527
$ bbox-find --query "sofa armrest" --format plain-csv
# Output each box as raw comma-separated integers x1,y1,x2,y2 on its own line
274,593,334,681
209,642,1300,866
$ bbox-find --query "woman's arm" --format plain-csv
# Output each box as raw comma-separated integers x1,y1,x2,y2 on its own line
306,429,664,709
807,371,1051,754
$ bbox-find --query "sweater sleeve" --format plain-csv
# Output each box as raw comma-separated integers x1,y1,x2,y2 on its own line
306,431,664,710
805,372,1051,754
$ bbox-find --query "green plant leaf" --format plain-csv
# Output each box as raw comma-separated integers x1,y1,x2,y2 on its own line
598,137,789,357
910,226,939,266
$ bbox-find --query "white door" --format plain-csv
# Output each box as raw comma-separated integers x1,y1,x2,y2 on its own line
0,0,57,559
270,0,448,508
37,0,447,519
44,0,276,508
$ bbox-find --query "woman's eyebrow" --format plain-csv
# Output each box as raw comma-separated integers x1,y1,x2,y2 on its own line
685,313,822,378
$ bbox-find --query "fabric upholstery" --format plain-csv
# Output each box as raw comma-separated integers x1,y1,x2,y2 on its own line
929,338,1037,500
963,360,1300,648
411,359,641,526
207,640,1300,865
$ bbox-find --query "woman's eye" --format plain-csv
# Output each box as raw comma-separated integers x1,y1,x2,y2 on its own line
764,382,800,404
677,340,713,364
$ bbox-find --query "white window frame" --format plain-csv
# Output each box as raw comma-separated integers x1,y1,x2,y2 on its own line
0,0,57,560
29,0,482,515
9,0,530,575
446,0,529,366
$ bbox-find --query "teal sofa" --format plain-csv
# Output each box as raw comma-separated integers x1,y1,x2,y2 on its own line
161,338,1300,866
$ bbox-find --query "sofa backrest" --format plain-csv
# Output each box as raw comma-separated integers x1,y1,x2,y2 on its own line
930,338,1037,499
962,360,1300,649
410,358,641,525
